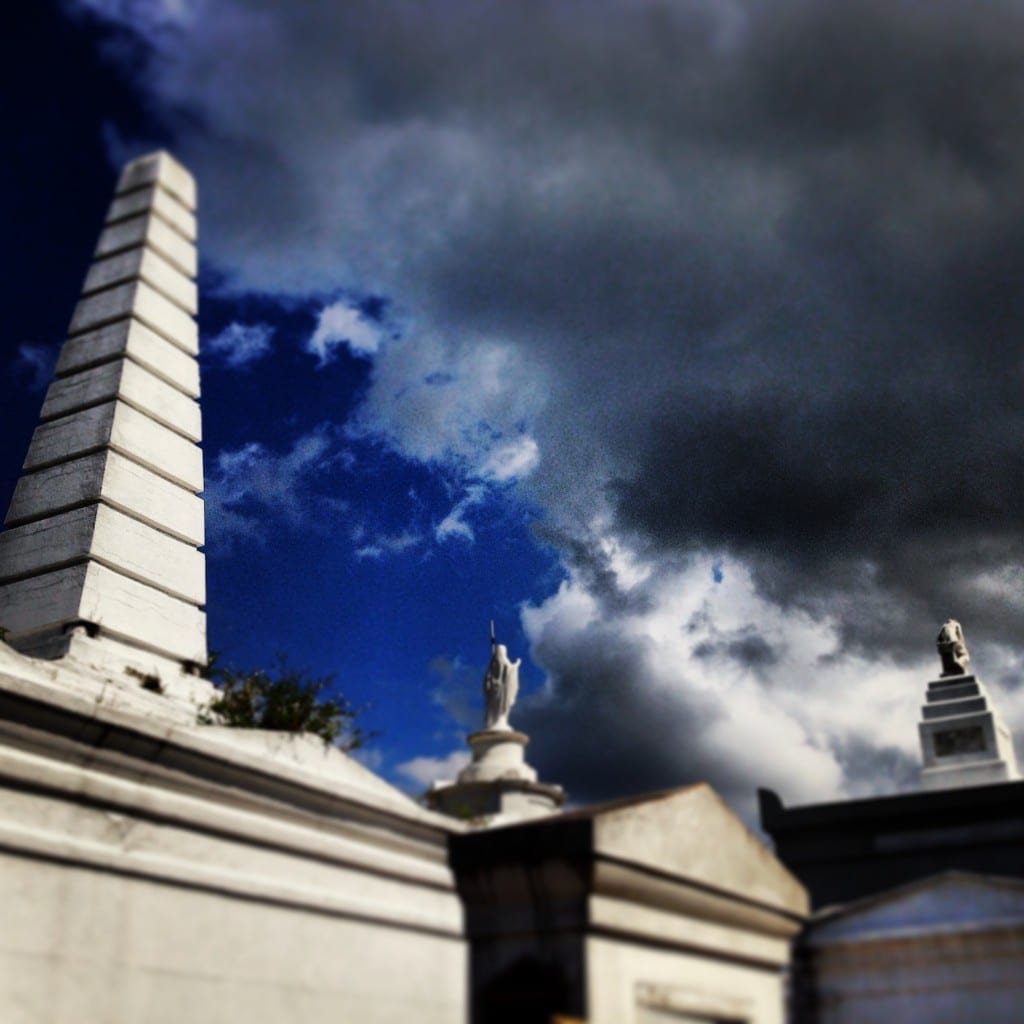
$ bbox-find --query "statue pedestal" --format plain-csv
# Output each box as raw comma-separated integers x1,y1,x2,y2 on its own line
919,674,1020,791
427,728,564,823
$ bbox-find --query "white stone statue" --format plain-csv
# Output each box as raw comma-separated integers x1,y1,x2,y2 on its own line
937,619,970,677
483,628,520,732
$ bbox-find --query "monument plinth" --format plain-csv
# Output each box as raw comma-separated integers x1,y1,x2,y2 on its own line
0,152,211,706
427,634,564,822
919,620,1020,790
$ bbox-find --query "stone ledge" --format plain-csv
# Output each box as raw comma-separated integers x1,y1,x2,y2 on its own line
0,645,464,841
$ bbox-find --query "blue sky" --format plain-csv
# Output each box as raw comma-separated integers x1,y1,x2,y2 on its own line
6,0,1024,820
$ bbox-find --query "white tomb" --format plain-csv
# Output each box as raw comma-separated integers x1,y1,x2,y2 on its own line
919,619,1020,790
0,150,809,1024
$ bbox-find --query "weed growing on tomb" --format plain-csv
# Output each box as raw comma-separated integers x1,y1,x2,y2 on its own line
124,666,165,694
198,653,373,751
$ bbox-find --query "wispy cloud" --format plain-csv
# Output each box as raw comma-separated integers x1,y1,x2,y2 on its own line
435,485,486,544
204,425,343,552
12,342,58,391
206,321,274,369
353,528,421,560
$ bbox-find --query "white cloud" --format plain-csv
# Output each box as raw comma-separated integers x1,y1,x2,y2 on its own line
435,486,486,544
307,301,383,366
395,749,471,788
518,534,928,821
79,0,1024,810
206,321,274,368
353,334,545,474
479,436,540,482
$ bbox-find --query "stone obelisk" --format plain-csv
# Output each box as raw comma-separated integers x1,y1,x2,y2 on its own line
919,620,1020,790
0,152,209,703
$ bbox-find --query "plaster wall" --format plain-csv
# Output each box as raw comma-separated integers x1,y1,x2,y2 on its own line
587,934,788,1024
0,661,467,1024
1,851,464,1024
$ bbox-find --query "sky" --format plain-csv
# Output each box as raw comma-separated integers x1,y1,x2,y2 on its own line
5,0,1024,823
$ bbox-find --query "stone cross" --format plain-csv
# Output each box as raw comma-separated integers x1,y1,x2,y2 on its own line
0,153,206,680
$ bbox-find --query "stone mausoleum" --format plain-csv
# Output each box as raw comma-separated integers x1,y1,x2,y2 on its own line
0,153,1021,1023
0,152,807,1024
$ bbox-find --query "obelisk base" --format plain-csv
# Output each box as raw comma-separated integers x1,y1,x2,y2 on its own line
427,729,565,823
919,674,1020,791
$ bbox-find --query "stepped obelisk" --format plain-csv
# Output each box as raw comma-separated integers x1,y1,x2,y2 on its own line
918,619,1020,789
0,152,210,704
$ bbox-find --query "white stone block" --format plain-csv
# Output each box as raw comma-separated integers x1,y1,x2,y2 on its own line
95,213,197,278
0,504,204,605
41,359,122,419
25,402,118,471
6,451,204,546
43,360,201,441
70,280,198,355
109,403,204,491
0,561,206,663
0,564,85,639
56,319,200,398
116,151,197,210
25,402,203,493
107,185,197,241
83,245,197,315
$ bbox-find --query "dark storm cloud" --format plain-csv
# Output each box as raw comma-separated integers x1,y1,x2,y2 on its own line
74,0,1024,803
693,628,780,673
516,622,721,803
515,599,844,816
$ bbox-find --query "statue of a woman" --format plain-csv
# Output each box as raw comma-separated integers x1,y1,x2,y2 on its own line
483,642,520,731
937,619,970,677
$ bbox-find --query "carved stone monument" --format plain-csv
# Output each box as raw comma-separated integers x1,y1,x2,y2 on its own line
0,152,212,708
427,626,564,822
483,639,520,731
919,620,1020,790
